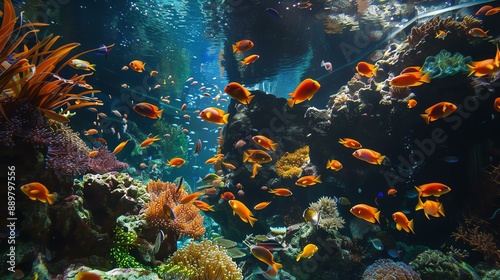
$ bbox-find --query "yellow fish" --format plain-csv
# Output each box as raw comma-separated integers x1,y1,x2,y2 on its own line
296,244,319,261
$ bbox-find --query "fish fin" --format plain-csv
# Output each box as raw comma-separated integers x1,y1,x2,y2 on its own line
46,193,58,205
376,155,386,165
320,60,325,67
296,254,302,261
29,196,37,201
467,64,475,77
372,65,379,77
315,175,322,183
396,223,402,231
245,95,255,104
414,186,422,197
424,213,431,220
232,44,238,53
156,109,164,119
273,262,283,270
415,196,424,210
419,71,431,83
248,216,258,227
223,113,229,124
243,151,250,162
438,203,445,217
30,189,40,194
287,98,295,108
374,210,381,224
408,219,415,234
89,64,96,71
420,114,430,124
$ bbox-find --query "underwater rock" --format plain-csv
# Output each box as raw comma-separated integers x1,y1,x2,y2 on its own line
61,264,157,280
75,172,149,231
409,249,477,280
349,218,381,240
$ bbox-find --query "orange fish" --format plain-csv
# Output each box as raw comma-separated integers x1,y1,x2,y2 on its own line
254,201,272,210
414,182,451,197
468,28,489,38
75,270,102,280
228,199,258,226
252,135,277,151
243,149,272,163
356,61,378,78
166,157,186,167
221,192,235,201
222,161,236,169
352,148,386,165
113,139,129,154
69,59,96,71
140,135,161,148
241,54,260,65
476,5,493,16
296,244,319,261
21,182,57,205
287,78,321,107
150,70,158,76
467,58,498,77
268,188,293,196
350,204,380,224
415,196,445,220
326,159,343,171
224,82,255,104
250,246,282,274
435,30,449,40
205,154,224,164
84,129,98,136
420,102,457,124
494,97,500,112
180,191,205,204
199,107,229,124
485,7,500,15
389,72,431,87
400,66,423,75
232,39,254,53
407,99,417,109
88,150,99,157
133,102,164,119
250,163,262,179
387,188,397,196
129,60,146,72
392,212,415,234
338,138,362,149
193,200,215,211
295,175,322,187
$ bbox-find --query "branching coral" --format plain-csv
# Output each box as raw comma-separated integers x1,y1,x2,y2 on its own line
168,240,243,280
363,259,420,280
275,146,309,178
309,196,345,234
451,215,500,265
143,180,205,239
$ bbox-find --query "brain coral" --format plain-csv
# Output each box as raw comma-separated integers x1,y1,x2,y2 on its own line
363,259,420,280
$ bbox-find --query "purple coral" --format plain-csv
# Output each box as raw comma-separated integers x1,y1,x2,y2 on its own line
362,259,420,280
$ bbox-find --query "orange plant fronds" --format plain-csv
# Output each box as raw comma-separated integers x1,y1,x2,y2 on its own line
144,180,205,239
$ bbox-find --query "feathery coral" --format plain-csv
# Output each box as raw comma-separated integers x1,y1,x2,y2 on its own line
144,180,205,239
309,196,345,234
168,240,243,280
275,146,309,178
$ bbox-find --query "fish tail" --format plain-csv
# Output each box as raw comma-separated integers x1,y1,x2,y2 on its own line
243,151,250,162
326,160,332,168
419,71,431,83
232,44,238,53
372,65,379,77
296,254,302,261
420,114,430,124
270,142,278,151
376,155,386,165
287,98,295,108
246,95,255,104
208,205,215,212
222,113,230,124
439,203,445,217
415,196,424,211
156,109,164,119
273,262,283,271
466,64,475,77
47,193,58,205
408,219,415,234
374,210,381,224
89,64,96,71
414,186,422,197
248,216,258,227
315,175,322,183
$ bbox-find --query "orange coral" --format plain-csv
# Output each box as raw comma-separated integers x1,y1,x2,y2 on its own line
144,180,205,239
275,146,309,178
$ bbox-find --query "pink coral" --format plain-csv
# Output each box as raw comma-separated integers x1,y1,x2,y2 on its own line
362,259,420,280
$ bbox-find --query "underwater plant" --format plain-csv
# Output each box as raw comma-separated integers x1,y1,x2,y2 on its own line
275,145,310,178
422,50,472,79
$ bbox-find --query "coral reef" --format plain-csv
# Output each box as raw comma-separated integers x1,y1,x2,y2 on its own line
275,146,310,178
363,259,420,280
451,215,500,265
409,249,477,280
168,239,243,280
309,196,345,234
143,179,205,239
421,50,472,79
110,224,147,269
